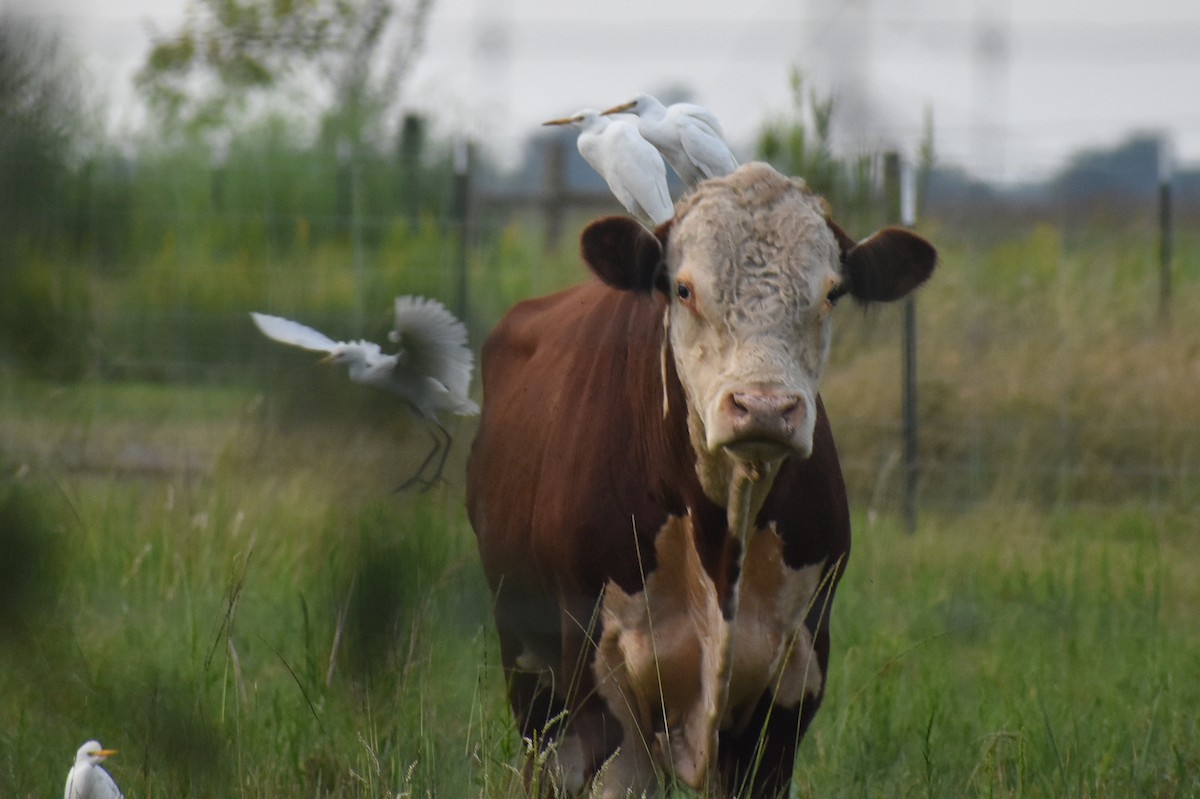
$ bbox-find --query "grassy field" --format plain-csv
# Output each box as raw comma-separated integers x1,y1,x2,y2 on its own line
1,205,1198,797
1,373,1197,798
0,378,511,798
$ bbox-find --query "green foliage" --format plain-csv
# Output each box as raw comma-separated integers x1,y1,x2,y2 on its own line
0,252,91,379
0,477,63,635
758,68,838,193
135,0,434,141
71,153,137,273
756,67,880,229
0,16,80,250
824,213,1198,512
0,11,90,383
0,104,468,381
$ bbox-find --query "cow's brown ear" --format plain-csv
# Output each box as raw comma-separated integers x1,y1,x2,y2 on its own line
842,226,936,303
825,218,858,260
580,216,665,293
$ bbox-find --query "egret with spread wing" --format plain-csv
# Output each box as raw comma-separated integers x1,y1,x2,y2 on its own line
543,108,674,227
64,741,122,799
251,296,478,490
602,93,738,188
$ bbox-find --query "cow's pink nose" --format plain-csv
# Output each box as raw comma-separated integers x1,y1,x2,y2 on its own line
721,390,806,440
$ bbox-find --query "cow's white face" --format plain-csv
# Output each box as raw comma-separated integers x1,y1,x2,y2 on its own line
665,165,843,473
579,161,935,504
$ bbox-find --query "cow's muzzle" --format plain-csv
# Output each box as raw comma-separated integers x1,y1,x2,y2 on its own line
711,386,814,461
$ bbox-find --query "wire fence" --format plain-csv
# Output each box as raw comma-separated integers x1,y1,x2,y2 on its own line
2,138,1197,521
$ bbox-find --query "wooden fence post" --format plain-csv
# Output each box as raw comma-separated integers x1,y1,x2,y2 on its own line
453,138,472,324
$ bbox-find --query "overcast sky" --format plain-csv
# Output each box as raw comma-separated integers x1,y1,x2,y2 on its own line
9,0,1200,183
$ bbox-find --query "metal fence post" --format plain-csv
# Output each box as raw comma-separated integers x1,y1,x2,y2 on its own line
885,151,920,535
1158,139,1173,327
903,177,919,535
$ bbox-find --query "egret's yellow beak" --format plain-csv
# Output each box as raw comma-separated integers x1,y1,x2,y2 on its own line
542,115,578,126
92,749,118,757
601,101,636,116
318,353,335,364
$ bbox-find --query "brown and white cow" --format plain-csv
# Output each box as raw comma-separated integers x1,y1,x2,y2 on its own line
467,162,935,798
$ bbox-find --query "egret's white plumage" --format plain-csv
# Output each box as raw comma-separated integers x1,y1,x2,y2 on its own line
544,108,674,227
602,93,739,188
388,295,477,417
251,296,478,488
64,741,122,799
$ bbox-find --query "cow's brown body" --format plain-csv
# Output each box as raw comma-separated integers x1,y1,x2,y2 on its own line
467,163,934,797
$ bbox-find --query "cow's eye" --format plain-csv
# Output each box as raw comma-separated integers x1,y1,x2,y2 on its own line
826,283,849,307
676,282,692,302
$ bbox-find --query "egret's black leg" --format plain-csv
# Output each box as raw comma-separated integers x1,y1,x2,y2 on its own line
425,421,453,486
396,424,443,492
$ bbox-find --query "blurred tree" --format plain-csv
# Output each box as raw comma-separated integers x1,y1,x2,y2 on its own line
0,14,80,249
135,0,434,148
0,14,91,380
1052,133,1163,206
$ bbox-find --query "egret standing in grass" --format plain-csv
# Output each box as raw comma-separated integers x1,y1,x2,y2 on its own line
543,108,674,227
251,296,479,490
602,93,738,188
64,741,122,799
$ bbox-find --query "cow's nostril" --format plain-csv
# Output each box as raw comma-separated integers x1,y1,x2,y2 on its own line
727,391,802,420
724,392,752,418
716,389,809,459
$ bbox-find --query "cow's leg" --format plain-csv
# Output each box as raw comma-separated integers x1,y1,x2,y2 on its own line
552,596,628,796
490,585,577,797
496,625,562,739
715,696,814,798
717,621,831,798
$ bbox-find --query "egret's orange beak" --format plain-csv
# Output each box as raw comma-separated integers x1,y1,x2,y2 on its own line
542,115,578,126
601,100,636,116
92,749,118,757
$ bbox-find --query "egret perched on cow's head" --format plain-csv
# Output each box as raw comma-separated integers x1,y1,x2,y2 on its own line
602,93,739,188
251,295,479,490
543,108,674,228
64,741,122,799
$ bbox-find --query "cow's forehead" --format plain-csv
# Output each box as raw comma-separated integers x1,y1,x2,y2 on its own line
667,165,841,308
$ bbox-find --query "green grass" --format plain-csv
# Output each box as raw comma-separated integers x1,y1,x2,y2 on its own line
1,377,1197,798
0,379,515,798
803,507,1200,798
1,204,1198,796
824,216,1200,513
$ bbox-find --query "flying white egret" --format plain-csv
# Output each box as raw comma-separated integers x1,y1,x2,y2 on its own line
64,741,122,799
251,296,479,490
543,108,674,227
602,93,739,188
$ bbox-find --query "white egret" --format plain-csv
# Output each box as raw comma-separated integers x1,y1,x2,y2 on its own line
543,108,674,227
251,296,479,489
602,93,739,188
64,741,122,799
